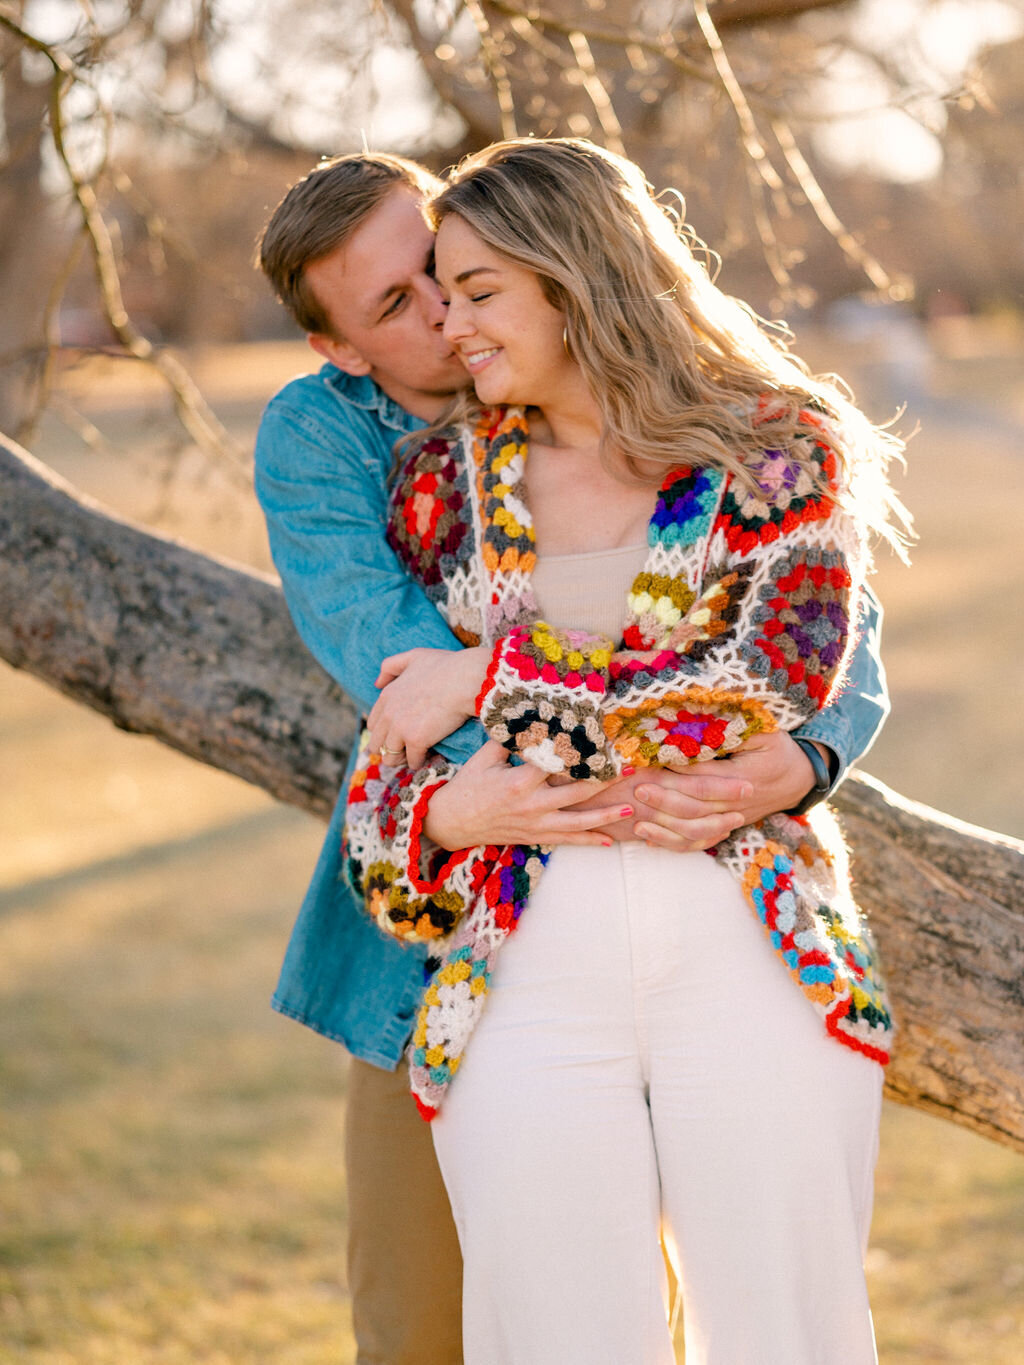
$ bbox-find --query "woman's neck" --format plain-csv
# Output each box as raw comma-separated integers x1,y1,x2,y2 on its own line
528,375,604,455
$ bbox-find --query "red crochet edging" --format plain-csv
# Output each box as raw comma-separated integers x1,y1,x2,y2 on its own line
413,1093,438,1122
826,997,890,1066
474,639,503,716
406,779,475,894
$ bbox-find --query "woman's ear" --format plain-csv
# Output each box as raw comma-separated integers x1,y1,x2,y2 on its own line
307,332,372,377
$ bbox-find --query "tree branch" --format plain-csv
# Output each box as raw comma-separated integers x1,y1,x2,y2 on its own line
0,436,353,816
0,8,247,472
708,0,850,26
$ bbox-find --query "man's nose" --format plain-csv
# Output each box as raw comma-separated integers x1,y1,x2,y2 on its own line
421,276,448,330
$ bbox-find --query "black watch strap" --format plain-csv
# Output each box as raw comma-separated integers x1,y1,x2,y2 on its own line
787,737,835,817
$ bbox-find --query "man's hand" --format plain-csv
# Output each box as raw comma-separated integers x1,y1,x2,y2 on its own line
368,646,490,767
595,730,825,853
565,765,745,848
422,741,633,851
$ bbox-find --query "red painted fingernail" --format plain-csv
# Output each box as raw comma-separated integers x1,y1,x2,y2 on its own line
620,806,634,818
621,765,636,776
601,837,613,848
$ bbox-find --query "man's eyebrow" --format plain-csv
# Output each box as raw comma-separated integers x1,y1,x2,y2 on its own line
370,281,407,313
370,244,440,313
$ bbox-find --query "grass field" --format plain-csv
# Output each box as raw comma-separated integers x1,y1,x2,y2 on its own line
2,323,1022,1361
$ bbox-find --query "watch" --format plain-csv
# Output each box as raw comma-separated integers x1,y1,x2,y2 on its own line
787,737,835,817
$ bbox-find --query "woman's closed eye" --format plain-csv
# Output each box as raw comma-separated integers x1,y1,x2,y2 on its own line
441,289,492,306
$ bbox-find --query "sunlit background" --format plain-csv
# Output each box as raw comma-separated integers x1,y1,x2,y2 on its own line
2,1,1023,1360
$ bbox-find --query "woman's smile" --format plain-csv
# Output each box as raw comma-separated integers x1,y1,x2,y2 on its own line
461,345,501,373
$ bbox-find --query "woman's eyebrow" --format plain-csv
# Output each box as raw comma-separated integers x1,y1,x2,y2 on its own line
453,266,500,285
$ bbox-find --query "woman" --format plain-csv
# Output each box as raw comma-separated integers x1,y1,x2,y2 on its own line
343,138,908,1364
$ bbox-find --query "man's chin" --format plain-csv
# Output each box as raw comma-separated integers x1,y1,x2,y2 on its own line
436,374,472,396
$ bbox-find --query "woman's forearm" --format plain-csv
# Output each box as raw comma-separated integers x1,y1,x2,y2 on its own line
420,742,630,851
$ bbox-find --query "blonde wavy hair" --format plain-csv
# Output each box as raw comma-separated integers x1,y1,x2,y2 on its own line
428,137,910,552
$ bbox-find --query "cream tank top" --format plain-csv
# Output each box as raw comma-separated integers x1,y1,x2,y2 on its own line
530,541,649,642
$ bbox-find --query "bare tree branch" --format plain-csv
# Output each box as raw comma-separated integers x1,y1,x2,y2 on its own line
388,0,512,149
484,1,713,80
769,116,907,297
566,27,627,155
0,9,247,473
708,0,850,26
445,0,907,301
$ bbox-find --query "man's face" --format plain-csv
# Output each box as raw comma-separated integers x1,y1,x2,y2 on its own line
304,187,468,421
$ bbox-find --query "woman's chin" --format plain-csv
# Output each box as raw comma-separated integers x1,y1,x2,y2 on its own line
473,380,511,405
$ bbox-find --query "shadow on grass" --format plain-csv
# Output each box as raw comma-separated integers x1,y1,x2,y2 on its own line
0,806,302,917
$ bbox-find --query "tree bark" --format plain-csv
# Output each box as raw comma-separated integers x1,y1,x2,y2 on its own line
0,438,355,817
2,435,1022,1153
836,777,1024,1151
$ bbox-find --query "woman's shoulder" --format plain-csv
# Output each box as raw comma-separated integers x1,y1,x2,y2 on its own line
711,392,846,556
738,389,845,484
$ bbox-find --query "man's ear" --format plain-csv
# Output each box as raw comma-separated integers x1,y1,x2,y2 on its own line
308,332,372,377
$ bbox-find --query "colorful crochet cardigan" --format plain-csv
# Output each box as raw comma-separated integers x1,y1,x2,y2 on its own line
343,401,893,1118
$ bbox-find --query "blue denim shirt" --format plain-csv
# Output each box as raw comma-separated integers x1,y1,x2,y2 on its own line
255,363,890,1069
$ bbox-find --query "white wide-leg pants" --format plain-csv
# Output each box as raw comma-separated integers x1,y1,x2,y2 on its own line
431,842,883,1365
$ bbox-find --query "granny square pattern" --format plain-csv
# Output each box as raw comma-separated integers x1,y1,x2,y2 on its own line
343,402,891,1118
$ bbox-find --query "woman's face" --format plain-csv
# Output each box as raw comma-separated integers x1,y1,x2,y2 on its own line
435,213,578,410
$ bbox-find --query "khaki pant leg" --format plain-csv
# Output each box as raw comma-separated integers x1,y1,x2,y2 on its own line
345,1057,463,1364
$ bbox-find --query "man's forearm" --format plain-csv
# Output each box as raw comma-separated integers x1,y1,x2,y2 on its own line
254,397,486,767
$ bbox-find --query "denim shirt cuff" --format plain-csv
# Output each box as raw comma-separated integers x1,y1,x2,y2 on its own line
792,710,854,799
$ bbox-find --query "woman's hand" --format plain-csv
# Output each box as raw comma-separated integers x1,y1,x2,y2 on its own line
368,646,490,767
422,741,633,851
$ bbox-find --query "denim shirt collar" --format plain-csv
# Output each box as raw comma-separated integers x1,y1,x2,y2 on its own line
321,364,425,437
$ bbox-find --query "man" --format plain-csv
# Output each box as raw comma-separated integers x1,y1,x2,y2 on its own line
254,152,890,1364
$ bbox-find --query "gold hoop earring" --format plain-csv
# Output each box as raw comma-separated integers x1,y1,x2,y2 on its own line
562,326,572,359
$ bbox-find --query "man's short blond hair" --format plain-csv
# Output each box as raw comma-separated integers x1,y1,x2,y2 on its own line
258,153,443,335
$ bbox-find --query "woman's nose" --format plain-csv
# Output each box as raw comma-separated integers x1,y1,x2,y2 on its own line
442,298,471,344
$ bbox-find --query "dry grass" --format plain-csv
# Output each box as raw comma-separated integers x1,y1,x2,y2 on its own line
0,672,353,1363
3,324,1023,1362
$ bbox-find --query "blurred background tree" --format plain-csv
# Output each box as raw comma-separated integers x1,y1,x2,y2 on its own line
2,0,1022,453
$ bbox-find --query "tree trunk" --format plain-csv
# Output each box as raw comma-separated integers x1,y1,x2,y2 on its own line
2,435,1022,1154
